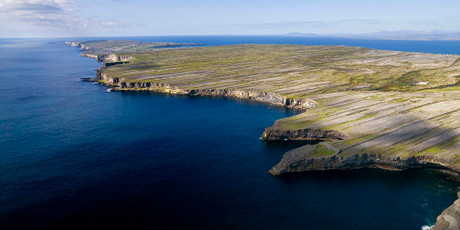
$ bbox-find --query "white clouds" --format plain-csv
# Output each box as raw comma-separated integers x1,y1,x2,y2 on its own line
0,0,75,19
0,0,128,35
1,0,459,37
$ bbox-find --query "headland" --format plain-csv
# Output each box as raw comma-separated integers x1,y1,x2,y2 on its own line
67,40,460,229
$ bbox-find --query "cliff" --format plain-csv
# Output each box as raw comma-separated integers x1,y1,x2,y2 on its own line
97,71,318,110
66,40,460,227
262,126,349,141
81,53,133,62
71,41,460,178
269,142,458,176
431,192,460,230
64,41,89,50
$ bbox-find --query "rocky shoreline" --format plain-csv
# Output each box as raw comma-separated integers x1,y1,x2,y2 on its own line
94,67,319,111
69,41,460,230
262,126,349,141
68,47,319,111
267,141,460,229
268,142,460,176
432,192,460,230
82,53,133,62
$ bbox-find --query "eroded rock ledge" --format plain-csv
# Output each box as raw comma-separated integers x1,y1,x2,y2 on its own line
269,142,459,176
432,192,460,230
81,53,133,62
262,127,349,141
271,142,460,229
97,71,318,111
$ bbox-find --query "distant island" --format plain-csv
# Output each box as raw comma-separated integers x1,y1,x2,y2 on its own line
282,31,460,41
67,40,460,229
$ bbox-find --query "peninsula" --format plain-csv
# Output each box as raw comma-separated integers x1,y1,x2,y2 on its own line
68,40,460,229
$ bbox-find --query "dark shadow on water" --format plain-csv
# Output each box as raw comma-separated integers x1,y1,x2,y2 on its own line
261,141,322,161
262,139,322,148
277,167,460,185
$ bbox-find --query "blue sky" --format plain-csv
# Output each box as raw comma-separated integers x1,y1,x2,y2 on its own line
0,0,459,37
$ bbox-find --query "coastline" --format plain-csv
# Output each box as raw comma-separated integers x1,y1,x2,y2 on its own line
68,41,460,229
268,146,460,176
99,72,318,111
75,40,460,180
80,50,319,111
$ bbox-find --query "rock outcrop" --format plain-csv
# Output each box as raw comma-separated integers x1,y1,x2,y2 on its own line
64,41,89,50
262,127,349,141
269,142,457,176
81,53,133,62
96,71,318,111
431,192,460,230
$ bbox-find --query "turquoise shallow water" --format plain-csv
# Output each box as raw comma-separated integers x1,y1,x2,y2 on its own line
1,37,460,230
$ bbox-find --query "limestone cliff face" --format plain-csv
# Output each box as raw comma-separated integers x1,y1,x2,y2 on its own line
262,127,349,141
64,41,89,50
431,192,460,230
269,143,457,176
81,53,132,62
76,42,317,111
65,42,133,62
96,71,317,111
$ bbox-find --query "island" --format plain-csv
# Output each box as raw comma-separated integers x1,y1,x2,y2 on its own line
67,40,460,229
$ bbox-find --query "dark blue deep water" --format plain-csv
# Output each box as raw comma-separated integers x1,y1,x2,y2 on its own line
1,37,460,230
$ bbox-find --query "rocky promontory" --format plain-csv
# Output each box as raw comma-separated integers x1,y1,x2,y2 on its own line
69,40,460,179
432,192,460,230
262,126,349,141
269,142,458,176
81,53,133,62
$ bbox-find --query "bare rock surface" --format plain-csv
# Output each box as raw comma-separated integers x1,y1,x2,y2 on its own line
432,192,460,230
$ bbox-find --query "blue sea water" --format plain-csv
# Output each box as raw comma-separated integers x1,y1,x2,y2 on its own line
1,36,460,230
76,35,460,54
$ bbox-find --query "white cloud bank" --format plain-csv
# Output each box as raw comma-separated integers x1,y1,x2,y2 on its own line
0,0,128,36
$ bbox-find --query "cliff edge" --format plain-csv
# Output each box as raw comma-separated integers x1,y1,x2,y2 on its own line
66,40,460,227
432,192,460,230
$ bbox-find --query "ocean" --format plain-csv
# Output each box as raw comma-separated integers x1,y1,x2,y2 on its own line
1,36,459,230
